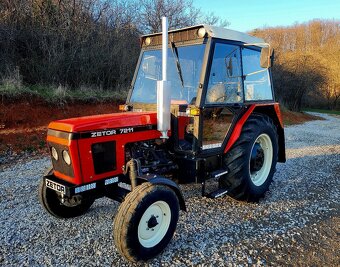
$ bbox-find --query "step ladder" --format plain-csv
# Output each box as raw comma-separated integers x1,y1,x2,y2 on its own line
201,169,229,199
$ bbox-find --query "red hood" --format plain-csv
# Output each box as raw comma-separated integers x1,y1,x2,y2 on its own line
48,112,157,132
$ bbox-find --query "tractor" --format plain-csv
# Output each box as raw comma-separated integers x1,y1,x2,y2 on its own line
39,18,285,262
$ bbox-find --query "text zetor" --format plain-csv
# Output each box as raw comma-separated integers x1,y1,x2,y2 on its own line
39,19,285,263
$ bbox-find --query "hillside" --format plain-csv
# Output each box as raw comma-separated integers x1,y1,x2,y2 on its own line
251,20,340,111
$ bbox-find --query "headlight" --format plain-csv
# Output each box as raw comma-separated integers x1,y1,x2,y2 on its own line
62,150,71,165
51,147,58,161
144,37,151,46
197,27,206,38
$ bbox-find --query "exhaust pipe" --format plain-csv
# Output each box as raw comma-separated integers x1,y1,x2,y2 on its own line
157,17,171,139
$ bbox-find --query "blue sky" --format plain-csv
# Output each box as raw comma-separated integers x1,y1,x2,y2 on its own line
193,0,340,31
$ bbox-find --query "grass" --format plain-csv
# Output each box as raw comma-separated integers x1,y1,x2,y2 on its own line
29,84,127,103
0,80,33,96
303,108,340,115
0,79,127,104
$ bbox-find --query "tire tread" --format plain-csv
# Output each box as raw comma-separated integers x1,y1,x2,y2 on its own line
113,182,179,262
220,113,278,201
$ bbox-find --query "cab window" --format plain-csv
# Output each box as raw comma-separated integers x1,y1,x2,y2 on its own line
242,48,273,101
206,43,243,104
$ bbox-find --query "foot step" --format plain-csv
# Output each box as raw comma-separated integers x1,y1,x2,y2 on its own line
201,169,229,197
210,169,228,178
207,188,228,199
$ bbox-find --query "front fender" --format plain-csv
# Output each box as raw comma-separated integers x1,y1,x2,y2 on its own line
137,175,186,211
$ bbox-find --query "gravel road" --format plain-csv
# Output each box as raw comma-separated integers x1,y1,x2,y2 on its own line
1,113,339,266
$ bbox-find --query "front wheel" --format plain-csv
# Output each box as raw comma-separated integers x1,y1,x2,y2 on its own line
38,179,94,218
219,114,278,201
113,182,179,262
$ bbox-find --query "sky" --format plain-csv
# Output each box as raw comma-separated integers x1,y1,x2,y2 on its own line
193,0,340,32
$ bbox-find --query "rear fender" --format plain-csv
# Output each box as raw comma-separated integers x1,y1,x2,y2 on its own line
224,103,286,163
137,175,186,211
253,104,286,163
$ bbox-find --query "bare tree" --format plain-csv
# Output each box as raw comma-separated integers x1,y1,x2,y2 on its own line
136,0,229,33
0,0,230,92
202,12,230,28
273,52,327,111
253,19,340,111
137,0,200,33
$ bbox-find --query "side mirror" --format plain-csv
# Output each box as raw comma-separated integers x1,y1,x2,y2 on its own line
260,47,274,68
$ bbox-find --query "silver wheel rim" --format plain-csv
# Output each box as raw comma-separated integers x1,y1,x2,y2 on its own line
249,133,273,186
138,200,171,248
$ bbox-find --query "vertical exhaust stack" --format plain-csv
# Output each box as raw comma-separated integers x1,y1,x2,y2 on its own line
157,17,171,139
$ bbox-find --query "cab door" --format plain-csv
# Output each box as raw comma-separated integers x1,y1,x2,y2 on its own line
199,42,243,152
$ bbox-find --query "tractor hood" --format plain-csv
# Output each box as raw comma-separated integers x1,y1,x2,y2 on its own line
48,112,157,133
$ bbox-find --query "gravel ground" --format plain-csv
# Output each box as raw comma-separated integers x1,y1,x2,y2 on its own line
1,112,339,266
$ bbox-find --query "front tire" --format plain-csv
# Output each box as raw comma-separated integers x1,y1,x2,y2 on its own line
219,114,278,201
113,182,179,262
38,179,94,218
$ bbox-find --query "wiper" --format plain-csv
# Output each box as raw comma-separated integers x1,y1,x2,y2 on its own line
170,42,184,87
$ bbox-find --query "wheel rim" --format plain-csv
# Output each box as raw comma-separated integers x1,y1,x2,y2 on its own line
249,133,273,186
138,200,171,248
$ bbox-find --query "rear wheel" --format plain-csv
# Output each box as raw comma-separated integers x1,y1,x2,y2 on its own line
113,182,179,262
38,179,94,218
219,114,278,201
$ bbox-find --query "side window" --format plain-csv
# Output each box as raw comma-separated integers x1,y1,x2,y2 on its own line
206,43,242,104
242,48,273,101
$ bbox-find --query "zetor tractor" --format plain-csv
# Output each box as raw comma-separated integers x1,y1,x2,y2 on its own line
39,18,285,262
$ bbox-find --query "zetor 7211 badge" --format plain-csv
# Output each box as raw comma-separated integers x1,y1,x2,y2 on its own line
39,20,285,263
90,127,134,138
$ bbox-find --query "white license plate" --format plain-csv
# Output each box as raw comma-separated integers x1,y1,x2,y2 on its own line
45,179,66,194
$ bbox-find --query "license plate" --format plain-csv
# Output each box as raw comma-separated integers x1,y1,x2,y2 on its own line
45,179,66,194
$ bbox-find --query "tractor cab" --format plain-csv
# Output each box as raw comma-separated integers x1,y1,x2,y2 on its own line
126,25,281,172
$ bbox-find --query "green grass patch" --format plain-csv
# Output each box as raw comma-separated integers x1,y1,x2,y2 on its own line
0,82,127,104
303,108,340,115
0,82,36,97
29,84,127,103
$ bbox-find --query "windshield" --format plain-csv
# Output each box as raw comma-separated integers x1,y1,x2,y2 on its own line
130,44,206,104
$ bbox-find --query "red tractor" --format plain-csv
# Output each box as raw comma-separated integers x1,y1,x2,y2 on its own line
39,18,285,262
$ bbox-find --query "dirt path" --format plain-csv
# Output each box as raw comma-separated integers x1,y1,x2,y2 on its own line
0,113,339,266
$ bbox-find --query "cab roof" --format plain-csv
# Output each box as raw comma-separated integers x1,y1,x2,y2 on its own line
142,24,264,46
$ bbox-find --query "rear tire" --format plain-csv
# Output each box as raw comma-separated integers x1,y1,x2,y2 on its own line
113,182,179,262
38,179,94,218
219,114,278,201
